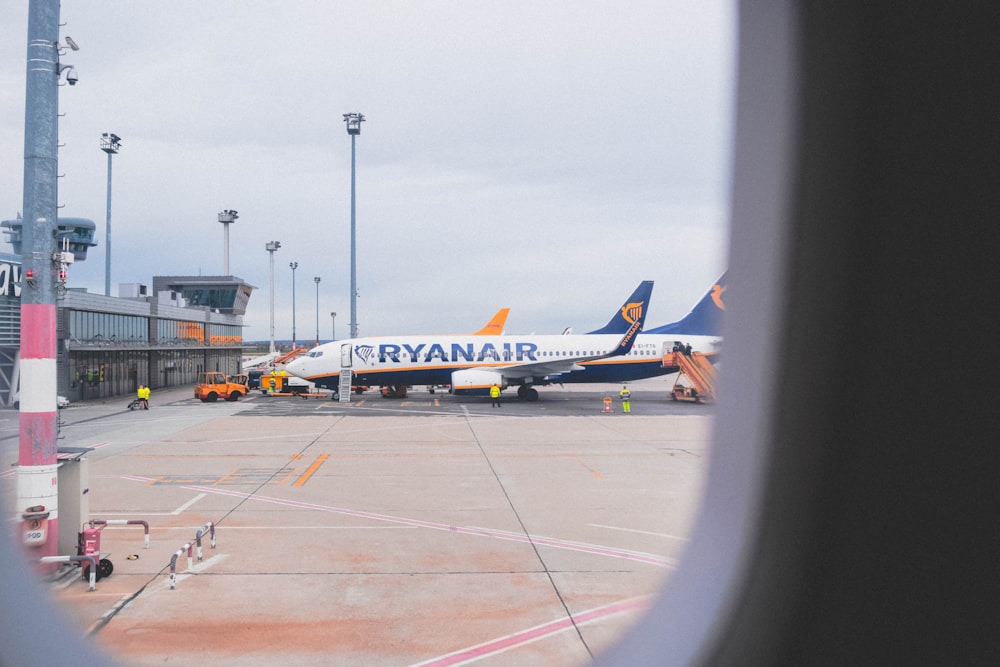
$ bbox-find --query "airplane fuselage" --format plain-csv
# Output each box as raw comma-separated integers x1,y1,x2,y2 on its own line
287,333,720,391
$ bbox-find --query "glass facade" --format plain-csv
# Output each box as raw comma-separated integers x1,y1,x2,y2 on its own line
0,257,251,406
69,311,148,346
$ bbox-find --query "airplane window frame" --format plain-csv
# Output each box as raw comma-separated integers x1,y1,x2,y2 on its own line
1,1,795,665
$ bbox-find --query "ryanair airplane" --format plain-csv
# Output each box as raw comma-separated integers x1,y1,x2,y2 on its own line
286,279,723,401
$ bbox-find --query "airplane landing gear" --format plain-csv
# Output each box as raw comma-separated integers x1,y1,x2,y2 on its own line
517,386,539,402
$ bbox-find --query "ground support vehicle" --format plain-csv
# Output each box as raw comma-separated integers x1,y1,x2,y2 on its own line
253,369,313,396
194,372,250,402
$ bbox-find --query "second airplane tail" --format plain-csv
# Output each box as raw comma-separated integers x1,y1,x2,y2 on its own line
587,281,655,335
644,272,727,336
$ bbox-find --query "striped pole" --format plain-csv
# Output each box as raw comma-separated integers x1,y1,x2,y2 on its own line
18,0,61,564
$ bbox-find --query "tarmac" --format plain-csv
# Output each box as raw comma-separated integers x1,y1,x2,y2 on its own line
1,378,713,666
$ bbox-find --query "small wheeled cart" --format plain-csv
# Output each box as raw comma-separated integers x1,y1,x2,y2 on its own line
78,523,114,581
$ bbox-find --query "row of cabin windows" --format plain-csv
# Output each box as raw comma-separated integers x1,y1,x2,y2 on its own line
381,348,658,360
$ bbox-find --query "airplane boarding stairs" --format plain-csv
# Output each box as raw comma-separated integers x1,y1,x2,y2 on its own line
662,350,717,404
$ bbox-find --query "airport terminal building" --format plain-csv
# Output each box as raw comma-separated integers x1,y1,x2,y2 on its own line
0,252,254,406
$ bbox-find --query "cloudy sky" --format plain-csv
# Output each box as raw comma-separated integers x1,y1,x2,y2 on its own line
1,1,734,343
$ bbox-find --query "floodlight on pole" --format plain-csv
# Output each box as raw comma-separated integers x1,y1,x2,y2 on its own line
289,262,298,347
100,133,122,296
314,276,321,346
343,112,365,338
218,209,238,275
265,241,281,354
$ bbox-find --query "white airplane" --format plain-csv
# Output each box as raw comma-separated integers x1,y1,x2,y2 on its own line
286,280,720,401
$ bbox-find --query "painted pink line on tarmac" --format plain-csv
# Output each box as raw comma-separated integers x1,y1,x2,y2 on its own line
412,597,652,666
181,484,672,567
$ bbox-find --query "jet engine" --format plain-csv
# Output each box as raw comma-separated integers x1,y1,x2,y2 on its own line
451,369,506,396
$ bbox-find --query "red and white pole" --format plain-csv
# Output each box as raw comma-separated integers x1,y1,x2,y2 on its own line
17,0,62,564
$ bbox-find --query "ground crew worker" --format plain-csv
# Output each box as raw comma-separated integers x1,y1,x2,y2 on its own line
138,385,150,409
490,383,501,408
619,385,632,413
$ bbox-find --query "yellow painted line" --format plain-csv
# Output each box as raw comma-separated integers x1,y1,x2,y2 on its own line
293,454,329,487
213,468,242,487
276,468,297,485
573,458,604,479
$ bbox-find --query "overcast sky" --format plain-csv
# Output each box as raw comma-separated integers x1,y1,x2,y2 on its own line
1,1,734,343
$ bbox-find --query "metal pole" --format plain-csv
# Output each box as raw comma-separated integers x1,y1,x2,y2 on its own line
104,150,112,295
350,132,357,338
265,241,280,354
314,277,321,345
289,262,298,347
100,133,121,296
331,311,336,340
19,0,61,562
344,112,364,338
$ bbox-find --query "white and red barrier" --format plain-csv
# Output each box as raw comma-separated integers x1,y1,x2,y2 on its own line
40,555,98,591
87,519,150,549
168,543,193,590
194,522,215,562
169,523,218,589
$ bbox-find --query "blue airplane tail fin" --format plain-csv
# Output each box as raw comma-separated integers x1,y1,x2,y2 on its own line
588,281,655,335
605,281,653,357
644,272,727,336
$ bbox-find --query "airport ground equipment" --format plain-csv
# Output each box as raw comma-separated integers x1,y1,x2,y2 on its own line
248,348,315,395
252,368,312,395
381,385,408,398
662,350,717,404
77,522,114,581
194,371,249,402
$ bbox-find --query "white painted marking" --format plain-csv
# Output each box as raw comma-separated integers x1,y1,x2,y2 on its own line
161,553,229,589
172,493,207,515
